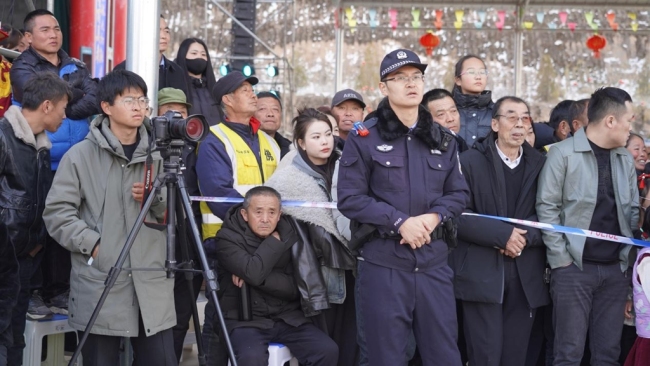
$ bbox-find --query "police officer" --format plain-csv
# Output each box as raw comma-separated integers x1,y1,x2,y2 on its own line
337,49,469,366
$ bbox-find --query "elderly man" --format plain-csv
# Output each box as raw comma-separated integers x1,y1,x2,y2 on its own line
452,96,549,366
196,71,280,365
337,49,468,366
537,87,639,366
213,186,338,365
255,91,290,158
423,88,469,152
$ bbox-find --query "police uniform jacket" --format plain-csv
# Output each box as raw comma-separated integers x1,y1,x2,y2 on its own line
451,132,550,308
337,98,469,272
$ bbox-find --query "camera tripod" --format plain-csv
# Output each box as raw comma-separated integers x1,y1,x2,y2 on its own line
68,142,237,366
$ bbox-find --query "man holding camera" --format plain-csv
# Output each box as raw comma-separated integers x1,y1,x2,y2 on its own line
44,69,177,365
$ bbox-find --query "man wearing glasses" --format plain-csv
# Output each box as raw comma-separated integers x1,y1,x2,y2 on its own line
44,69,177,365
337,49,469,366
451,97,549,366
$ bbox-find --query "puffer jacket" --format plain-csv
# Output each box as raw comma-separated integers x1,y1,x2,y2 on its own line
453,85,494,146
43,115,174,337
214,204,313,331
10,47,98,170
0,106,53,257
266,152,356,306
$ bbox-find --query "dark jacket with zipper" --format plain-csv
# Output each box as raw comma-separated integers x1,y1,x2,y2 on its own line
450,132,550,308
115,55,189,98
453,85,495,146
0,105,53,258
337,98,469,272
187,76,221,127
214,204,313,331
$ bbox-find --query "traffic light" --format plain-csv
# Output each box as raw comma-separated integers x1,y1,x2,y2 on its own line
242,64,255,77
266,65,279,77
219,64,232,76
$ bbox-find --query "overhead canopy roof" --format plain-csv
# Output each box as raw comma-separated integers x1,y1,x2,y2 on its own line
335,0,649,10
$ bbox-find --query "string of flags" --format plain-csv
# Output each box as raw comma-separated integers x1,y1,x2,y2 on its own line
339,8,646,33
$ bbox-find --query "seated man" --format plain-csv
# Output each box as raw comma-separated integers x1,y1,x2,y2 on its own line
213,186,338,366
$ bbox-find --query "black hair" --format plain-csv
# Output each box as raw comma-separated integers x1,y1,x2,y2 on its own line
24,9,55,33
0,25,24,50
548,100,575,131
257,91,282,108
174,38,217,105
588,87,633,124
316,105,335,119
626,132,644,148
291,108,332,145
97,69,148,112
422,88,453,109
242,186,282,210
568,98,589,132
492,96,530,119
454,55,486,78
22,72,72,111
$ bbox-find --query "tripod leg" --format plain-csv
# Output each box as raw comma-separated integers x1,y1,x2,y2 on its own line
174,193,207,365
176,179,238,366
68,175,167,366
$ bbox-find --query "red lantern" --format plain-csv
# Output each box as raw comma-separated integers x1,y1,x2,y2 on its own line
586,35,607,58
420,32,440,56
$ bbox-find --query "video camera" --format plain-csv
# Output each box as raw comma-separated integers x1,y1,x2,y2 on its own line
150,110,209,150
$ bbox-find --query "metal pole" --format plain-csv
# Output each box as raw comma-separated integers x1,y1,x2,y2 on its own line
334,8,343,93
47,0,54,12
126,0,160,115
513,5,523,96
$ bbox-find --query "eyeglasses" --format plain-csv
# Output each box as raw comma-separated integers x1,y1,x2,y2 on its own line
495,113,532,125
382,74,425,84
121,96,150,109
460,68,489,77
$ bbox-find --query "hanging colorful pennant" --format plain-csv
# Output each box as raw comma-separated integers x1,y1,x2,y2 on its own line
568,22,576,32
368,9,378,28
548,22,558,30
496,10,506,30
411,9,421,28
632,23,639,32
389,8,398,30
585,11,594,25
474,22,483,29
478,10,487,23
559,11,568,26
345,7,357,31
435,10,444,30
628,13,637,21
455,10,464,23
523,21,533,30
536,12,544,23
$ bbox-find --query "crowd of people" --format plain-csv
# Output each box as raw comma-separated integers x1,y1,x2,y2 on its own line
2,8,650,366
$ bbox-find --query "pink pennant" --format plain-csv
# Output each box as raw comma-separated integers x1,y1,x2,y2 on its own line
568,22,576,32
559,11,568,26
497,10,506,25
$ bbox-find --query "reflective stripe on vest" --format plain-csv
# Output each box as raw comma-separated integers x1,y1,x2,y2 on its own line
200,123,280,239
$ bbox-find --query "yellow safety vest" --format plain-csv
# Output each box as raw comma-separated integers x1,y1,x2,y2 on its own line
200,123,280,239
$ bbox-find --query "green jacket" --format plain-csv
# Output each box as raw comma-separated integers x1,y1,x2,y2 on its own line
536,127,638,271
43,115,174,337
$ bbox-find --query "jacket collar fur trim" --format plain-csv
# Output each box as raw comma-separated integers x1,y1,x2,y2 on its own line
4,106,51,150
375,97,442,150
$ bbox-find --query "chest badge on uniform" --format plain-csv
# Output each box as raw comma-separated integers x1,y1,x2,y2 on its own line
376,144,393,152
431,149,442,155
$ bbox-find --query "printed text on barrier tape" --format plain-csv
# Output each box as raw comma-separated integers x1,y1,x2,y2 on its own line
191,196,650,248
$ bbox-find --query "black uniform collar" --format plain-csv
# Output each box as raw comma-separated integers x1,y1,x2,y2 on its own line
375,97,442,150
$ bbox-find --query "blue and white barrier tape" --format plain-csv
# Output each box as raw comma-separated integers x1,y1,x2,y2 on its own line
191,196,650,248
191,196,338,209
